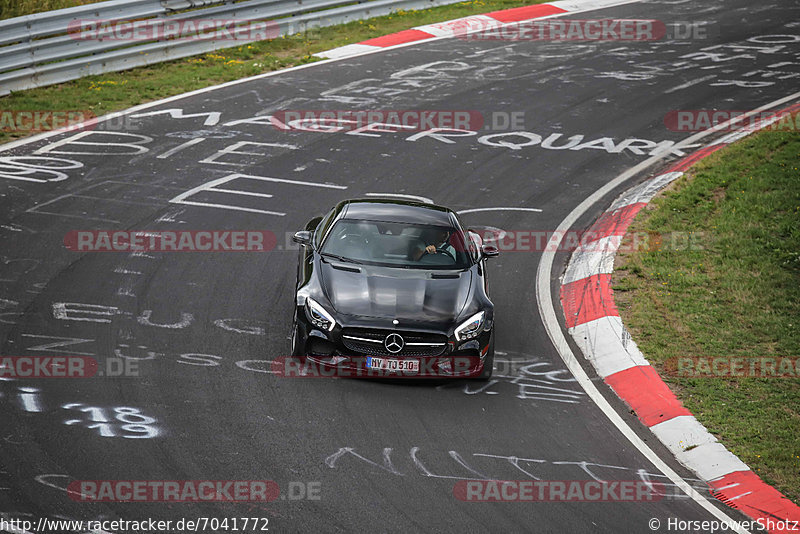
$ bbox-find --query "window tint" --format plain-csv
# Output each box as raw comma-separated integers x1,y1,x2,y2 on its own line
320,219,471,269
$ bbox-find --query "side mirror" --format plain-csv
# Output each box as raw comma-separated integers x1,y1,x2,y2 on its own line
292,230,313,246
481,244,499,258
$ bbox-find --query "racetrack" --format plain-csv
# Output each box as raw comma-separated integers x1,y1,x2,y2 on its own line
1,0,798,531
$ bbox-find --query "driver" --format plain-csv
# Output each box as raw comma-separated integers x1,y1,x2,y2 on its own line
412,228,456,261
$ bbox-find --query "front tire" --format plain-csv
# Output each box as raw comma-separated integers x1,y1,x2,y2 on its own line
290,309,304,357
476,335,494,380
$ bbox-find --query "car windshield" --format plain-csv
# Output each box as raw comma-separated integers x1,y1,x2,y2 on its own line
320,219,473,269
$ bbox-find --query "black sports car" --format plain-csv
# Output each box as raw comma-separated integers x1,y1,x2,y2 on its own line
289,198,499,379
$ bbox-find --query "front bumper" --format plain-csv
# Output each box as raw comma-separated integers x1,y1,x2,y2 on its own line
292,307,492,378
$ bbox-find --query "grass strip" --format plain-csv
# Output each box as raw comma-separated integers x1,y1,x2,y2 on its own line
1,0,103,20
613,128,800,503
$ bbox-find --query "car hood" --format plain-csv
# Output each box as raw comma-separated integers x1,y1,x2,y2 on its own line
319,261,473,324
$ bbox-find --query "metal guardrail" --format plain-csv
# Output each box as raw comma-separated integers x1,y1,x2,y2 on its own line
0,0,464,96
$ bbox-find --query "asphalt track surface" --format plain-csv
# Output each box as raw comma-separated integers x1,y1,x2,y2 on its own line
1,0,799,532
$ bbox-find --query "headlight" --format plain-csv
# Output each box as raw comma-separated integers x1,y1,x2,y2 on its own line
455,311,485,341
305,297,336,332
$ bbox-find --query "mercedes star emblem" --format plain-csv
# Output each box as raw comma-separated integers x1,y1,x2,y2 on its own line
384,333,405,354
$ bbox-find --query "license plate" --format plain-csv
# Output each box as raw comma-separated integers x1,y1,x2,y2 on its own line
366,357,419,372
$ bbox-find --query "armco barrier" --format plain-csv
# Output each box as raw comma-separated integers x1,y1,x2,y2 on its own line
0,0,465,95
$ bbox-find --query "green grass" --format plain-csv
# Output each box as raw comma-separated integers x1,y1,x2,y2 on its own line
0,0,103,19
613,128,800,504
0,0,539,144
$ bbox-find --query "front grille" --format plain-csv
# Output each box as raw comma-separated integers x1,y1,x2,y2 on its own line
341,328,447,357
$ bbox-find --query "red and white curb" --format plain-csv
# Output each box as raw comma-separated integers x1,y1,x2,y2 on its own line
561,102,800,532
315,0,636,59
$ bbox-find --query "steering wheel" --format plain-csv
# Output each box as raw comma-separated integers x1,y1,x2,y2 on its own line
435,246,456,262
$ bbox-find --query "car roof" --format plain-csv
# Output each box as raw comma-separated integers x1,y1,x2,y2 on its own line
338,198,457,226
